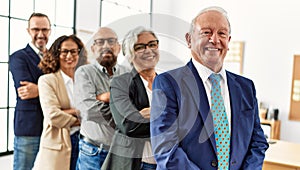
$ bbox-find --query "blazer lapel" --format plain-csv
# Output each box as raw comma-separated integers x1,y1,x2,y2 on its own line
183,61,217,154
25,44,42,67
55,71,71,109
130,68,149,110
226,72,242,157
24,44,43,79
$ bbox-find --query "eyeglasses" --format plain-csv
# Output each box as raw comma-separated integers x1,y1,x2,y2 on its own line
94,38,117,46
134,40,159,53
30,28,51,34
59,49,80,56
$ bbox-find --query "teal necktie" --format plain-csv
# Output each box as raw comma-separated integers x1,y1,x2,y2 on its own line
209,73,230,170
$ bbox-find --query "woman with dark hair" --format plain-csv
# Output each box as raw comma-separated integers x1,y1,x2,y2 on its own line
33,35,88,170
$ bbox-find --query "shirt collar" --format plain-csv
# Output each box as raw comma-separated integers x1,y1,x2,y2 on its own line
140,75,149,89
60,70,73,85
29,42,41,55
95,62,117,74
191,54,227,82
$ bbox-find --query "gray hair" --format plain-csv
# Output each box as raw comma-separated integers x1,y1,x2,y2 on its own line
122,26,158,63
189,6,231,35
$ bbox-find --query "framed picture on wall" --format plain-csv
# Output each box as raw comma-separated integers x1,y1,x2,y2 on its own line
224,41,245,75
289,55,300,121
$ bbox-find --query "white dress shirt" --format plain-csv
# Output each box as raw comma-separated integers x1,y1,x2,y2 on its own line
140,75,156,164
29,42,43,58
191,57,232,128
60,70,80,135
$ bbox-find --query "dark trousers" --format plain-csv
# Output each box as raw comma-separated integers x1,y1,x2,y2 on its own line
141,162,157,170
70,131,80,170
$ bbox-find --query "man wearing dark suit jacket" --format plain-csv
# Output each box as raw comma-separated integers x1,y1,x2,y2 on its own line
150,6,268,170
9,13,51,170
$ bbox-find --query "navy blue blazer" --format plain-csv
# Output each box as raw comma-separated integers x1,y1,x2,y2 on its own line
150,61,268,170
9,44,44,136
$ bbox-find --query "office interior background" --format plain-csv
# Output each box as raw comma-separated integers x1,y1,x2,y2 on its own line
1,0,300,159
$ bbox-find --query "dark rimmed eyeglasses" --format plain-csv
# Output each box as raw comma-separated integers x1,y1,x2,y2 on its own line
30,28,51,34
134,40,159,53
94,38,118,46
59,49,80,56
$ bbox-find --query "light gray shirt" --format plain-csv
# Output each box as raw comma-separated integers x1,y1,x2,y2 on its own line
74,62,130,146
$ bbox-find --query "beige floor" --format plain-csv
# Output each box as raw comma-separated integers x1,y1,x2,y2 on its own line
0,154,13,170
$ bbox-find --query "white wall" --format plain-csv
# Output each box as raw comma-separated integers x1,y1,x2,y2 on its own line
154,0,300,143
76,0,300,143
76,0,101,44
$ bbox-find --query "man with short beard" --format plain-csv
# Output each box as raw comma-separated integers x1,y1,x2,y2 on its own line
74,27,130,169
9,12,51,170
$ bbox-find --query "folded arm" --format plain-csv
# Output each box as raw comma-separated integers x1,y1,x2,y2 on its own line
38,76,77,128
9,51,40,100
74,67,112,126
17,81,39,100
110,75,150,138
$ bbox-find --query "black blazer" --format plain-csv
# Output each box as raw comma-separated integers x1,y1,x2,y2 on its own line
9,44,44,136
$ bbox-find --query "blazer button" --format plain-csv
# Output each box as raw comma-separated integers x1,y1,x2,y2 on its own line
211,160,218,167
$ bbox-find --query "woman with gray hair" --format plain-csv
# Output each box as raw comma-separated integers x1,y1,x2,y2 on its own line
102,26,159,170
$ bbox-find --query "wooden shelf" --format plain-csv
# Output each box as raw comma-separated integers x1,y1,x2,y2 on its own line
260,119,281,140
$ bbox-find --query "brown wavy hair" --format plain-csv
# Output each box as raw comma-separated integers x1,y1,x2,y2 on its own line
39,34,88,74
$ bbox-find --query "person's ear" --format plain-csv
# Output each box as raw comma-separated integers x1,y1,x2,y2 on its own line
185,33,191,48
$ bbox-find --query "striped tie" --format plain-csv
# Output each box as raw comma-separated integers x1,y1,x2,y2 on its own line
209,73,230,170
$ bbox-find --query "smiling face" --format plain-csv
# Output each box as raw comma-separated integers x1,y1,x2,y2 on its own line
186,10,231,72
27,16,51,52
132,32,159,72
91,27,120,68
59,39,79,73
